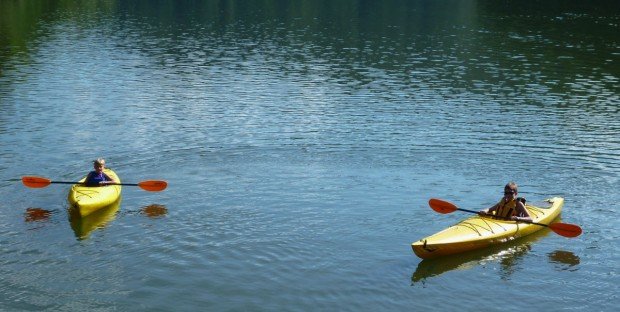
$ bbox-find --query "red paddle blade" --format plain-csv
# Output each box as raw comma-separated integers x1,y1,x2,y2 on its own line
22,176,52,188
548,223,582,238
429,198,458,214
137,180,168,192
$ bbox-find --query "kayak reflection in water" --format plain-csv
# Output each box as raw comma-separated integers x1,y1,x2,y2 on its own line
69,198,121,240
411,228,550,285
479,182,532,222
84,158,118,186
412,244,535,285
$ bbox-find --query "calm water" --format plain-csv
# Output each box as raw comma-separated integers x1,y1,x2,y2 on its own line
1,1,619,310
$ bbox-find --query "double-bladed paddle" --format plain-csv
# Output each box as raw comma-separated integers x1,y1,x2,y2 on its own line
22,176,167,192
428,198,582,238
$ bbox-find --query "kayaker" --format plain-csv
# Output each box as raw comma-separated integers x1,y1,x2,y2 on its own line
479,182,532,222
84,158,118,186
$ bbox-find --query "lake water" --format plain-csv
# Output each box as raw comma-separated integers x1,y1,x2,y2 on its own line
1,1,618,311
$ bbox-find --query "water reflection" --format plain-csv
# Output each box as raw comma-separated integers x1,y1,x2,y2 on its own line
498,244,531,281
69,198,121,240
412,228,549,284
548,250,580,271
139,204,168,218
24,207,53,222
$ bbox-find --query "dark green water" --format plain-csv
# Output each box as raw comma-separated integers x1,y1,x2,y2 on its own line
1,1,618,311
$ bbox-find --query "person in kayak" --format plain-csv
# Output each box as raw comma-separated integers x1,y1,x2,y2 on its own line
479,182,532,222
84,158,118,186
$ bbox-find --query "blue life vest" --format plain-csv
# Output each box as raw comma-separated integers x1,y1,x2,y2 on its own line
85,171,112,186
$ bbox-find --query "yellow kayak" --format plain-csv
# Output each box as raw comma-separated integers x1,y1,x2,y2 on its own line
68,168,121,217
70,197,121,239
412,197,564,259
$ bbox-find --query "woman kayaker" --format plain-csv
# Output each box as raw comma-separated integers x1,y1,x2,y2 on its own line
479,182,532,222
84,158,118,186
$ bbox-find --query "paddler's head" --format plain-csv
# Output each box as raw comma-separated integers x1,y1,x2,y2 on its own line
93,158,106,173
504,182,518,201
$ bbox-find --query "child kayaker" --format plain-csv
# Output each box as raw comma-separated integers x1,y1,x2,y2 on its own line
84,158,118,186
479,182,532,222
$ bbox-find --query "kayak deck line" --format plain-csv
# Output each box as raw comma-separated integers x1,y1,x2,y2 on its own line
421,239,437,253
455,218,508,236
452,204,552,237
526,206,546,218
73,187,101,200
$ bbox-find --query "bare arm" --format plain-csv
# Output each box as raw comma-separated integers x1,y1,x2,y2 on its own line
479,203,499,215
100,173,118,185
511,201,532,222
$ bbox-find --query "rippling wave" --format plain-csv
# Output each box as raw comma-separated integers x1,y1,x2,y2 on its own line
1,1,618,311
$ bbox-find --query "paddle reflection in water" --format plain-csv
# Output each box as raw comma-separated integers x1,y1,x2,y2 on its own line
24,207,53,223
412,225,550,285
548,250,580,271
139,204,168,218
69,197,121,240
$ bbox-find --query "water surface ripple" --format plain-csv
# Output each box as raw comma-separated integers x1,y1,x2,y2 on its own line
1,1,618,311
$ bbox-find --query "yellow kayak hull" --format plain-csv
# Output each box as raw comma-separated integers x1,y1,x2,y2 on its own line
68,168,121,217
70,197,121,239
412,197,564,259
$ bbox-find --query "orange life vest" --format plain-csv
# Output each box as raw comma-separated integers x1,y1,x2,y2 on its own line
495,197,518,219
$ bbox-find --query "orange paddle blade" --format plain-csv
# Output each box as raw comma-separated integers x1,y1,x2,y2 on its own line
429,198,458,214
137,180,168,192
548,223,582,238
22,176,52,188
